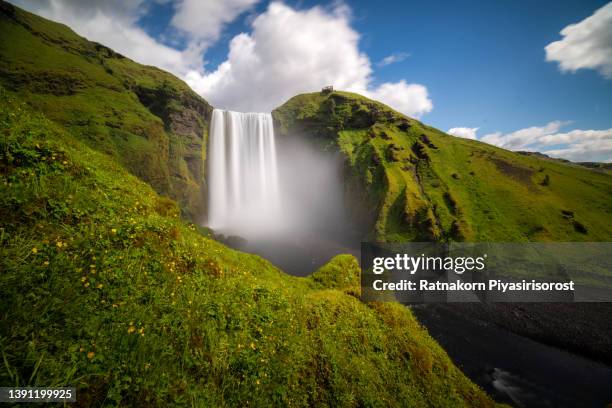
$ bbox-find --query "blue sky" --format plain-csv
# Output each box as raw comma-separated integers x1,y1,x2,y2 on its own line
352,0,612,132
198,0,612,133
12,0,612,161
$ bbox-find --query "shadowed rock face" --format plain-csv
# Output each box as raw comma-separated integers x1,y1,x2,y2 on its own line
133,84,213,219
0,1,213,219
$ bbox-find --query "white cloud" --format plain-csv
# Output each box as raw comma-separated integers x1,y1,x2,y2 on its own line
481,121,569,149
544,136,612,162
480,122,612,162
377,52,410,67
448,127,479,140
366,81,432,118
545,2,612,78
187,2,433,116
171,0,259,44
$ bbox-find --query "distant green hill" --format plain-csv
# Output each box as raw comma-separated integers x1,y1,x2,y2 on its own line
273,91,612,242
0,1,212,220
0,2,498,406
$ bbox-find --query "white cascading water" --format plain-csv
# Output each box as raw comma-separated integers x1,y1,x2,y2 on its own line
207,109,281,236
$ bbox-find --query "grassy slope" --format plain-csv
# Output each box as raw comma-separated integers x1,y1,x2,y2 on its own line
273,91,612,242
0,1,212,220
0,90,497,406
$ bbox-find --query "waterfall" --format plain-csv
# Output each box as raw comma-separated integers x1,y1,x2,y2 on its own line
207,109,281,235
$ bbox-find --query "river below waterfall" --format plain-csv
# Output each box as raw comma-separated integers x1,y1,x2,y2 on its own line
412,304,612,408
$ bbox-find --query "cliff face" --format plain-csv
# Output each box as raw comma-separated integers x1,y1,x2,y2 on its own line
0,0,212,219
273,91,612,242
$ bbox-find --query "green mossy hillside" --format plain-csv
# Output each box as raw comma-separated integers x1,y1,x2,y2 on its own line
0,1,212,220
273,91,612,242
0,92,498,406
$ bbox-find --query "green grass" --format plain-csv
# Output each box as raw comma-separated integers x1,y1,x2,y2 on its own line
273,91,612,243
0,1,211,220
0,91,498,406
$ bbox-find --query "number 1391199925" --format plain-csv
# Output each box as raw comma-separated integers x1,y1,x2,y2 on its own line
0,387,76,402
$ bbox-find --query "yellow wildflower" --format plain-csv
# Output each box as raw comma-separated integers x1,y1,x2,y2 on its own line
87,351,95,360
31,247,38,254
111,228,117,234
127,325,136,334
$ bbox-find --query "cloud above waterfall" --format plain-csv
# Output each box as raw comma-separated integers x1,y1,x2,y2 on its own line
170,0,259,44
13,0,432,117
184,2,433,116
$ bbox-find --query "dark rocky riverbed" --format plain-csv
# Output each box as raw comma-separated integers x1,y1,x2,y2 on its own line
413,304,612,408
